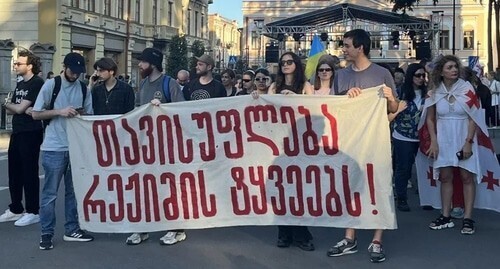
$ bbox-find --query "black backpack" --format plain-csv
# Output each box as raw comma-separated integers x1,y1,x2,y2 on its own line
43,76,87,128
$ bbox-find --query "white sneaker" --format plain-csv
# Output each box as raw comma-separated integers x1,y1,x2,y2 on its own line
126,233,149,245
0,209,24,222
14,213,40,226
159,231,187,245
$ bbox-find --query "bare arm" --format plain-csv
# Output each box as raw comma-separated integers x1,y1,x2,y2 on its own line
387,101,407,122
267,82,276,94
4,100,33,115
426,105,438,158
303,81,314,95
32,107,79,120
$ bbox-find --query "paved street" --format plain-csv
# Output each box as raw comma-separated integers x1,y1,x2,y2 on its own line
0,134,499,269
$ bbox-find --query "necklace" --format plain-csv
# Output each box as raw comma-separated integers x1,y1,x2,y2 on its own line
105,89,113,105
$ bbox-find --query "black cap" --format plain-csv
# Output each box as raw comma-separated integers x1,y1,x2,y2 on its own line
63,52,86,74
138,48,163,68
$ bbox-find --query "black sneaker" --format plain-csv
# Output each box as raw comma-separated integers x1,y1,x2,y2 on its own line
429,215,455,230
63,229,94,242
368,241,386,263
327,238,358,257
295,240,315,251
276,237,292,248
397,199,410,212
39,234,53,250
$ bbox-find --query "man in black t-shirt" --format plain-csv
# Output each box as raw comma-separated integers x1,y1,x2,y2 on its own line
184,54,226,100
89,57,135,115
0,50,44,227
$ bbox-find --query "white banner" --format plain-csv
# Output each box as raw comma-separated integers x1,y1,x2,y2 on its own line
67,87,397,233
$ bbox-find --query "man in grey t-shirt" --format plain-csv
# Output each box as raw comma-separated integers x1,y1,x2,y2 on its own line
327,29,398,263
127,47,186,246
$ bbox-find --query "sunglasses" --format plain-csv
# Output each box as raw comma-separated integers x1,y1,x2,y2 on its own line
318,68,332,73
280,60,294,66
242,79,252,83
255,77,269,82
414,73,426,78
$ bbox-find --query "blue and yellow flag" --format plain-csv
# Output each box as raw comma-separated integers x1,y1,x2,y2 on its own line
305,35,327,80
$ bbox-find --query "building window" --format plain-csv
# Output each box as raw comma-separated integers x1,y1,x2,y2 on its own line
463,30,474,50
135,0,141,22
85,0,95,12
117,0,124,19
371,37,381,49
251,31,259,49
195,11,199,37
168,2,173,26
187,9,191,35
152,0,158,25
71,0,79,8
439,30,450,50
104,0,111,16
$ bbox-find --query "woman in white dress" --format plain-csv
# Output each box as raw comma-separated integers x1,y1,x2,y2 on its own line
424,55,479,234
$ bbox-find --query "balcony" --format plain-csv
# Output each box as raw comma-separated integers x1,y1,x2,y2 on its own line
146,25,179,41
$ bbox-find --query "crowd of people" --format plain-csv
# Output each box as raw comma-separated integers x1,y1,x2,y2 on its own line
1,28,499,263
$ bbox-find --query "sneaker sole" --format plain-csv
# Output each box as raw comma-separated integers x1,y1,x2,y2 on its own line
63,235,93,242
429,223,455,230
14,220,40,227
327,249,358,257
126,235,149,245
461,229,475,235
371,256,386,263
159,234,187,245
39,245,54,250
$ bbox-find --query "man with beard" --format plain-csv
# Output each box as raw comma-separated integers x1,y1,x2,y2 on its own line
136,48,184,105
126,47,186,246
0,50,44,227
184,54,226,100
88,57,135,115
32,52,94,250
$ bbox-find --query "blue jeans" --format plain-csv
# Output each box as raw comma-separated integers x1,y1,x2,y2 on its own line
393,138,419,201
40,151,79,236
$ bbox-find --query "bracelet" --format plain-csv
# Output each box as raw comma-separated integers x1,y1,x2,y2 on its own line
466,138,474,144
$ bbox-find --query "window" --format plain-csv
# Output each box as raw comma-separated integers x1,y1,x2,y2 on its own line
117,0,124,19
463,30,474,50
371,36,381,49
251,31,259,49
439,30,450,50
187,9,191,35
135,0,141,22
168,2,173,26
104,0,111,16
85,0,95,12
195,11,199,37
152,0,158,25
71,0,79,8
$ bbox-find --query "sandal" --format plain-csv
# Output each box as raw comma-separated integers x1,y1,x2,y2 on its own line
461,218,475,235
429,215,454,230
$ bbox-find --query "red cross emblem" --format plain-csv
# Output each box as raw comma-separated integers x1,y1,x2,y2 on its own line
427,166,437,187
481,170,499,191
465,90,480,109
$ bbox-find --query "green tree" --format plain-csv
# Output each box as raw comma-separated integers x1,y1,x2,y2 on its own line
166,35,188,77
189,40,206,72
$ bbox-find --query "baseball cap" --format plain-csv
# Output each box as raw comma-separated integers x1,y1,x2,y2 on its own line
64,52,86,74
138,48,163,68
196,54,215,67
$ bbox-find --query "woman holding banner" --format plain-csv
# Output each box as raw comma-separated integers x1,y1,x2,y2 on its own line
267,51,315,251
388,63,427,212
422,55,480,235
313,55,336,95
254,68,271,95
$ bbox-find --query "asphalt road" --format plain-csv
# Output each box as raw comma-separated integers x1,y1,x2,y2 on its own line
0,135,499,269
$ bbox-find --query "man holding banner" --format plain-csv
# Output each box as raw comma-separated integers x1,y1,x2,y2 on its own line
328,29,398,263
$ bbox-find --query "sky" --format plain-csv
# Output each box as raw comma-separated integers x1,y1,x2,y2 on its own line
208,0,243,26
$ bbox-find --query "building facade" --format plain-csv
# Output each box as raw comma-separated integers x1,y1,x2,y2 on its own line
242,0,497,72
208,13,241,72
0,0,212,91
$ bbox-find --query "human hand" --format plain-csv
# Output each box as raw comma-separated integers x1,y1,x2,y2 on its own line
150,99,161,106
251,91,259,99
397,101,408,112
59,106,79,117
25,107,33,116
426,141,439,159
280,89,296,95
347,87,362,98
382,86,396,102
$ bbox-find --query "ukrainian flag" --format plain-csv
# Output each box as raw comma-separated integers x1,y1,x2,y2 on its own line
305,35,327,80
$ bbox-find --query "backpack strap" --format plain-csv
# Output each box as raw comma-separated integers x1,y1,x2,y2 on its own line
49,76,62,110
79,80,87,108
163,75,171,103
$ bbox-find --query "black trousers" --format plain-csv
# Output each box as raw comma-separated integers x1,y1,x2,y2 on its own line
8,130,43,214
278,226,313,242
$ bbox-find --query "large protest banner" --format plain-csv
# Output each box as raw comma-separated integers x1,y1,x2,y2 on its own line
67,87,397,233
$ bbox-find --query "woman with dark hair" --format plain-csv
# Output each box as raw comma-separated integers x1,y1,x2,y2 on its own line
313,55,336,95
236,70,256,95
268,52,313,95
462,67,491,126
267,51,314,251
221,69,237,97
254,68,271,94
422,55,483,235
388,63,427,212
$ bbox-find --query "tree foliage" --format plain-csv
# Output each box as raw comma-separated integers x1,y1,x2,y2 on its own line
189,40,206,71
389,0,439,13
166,35,188,77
